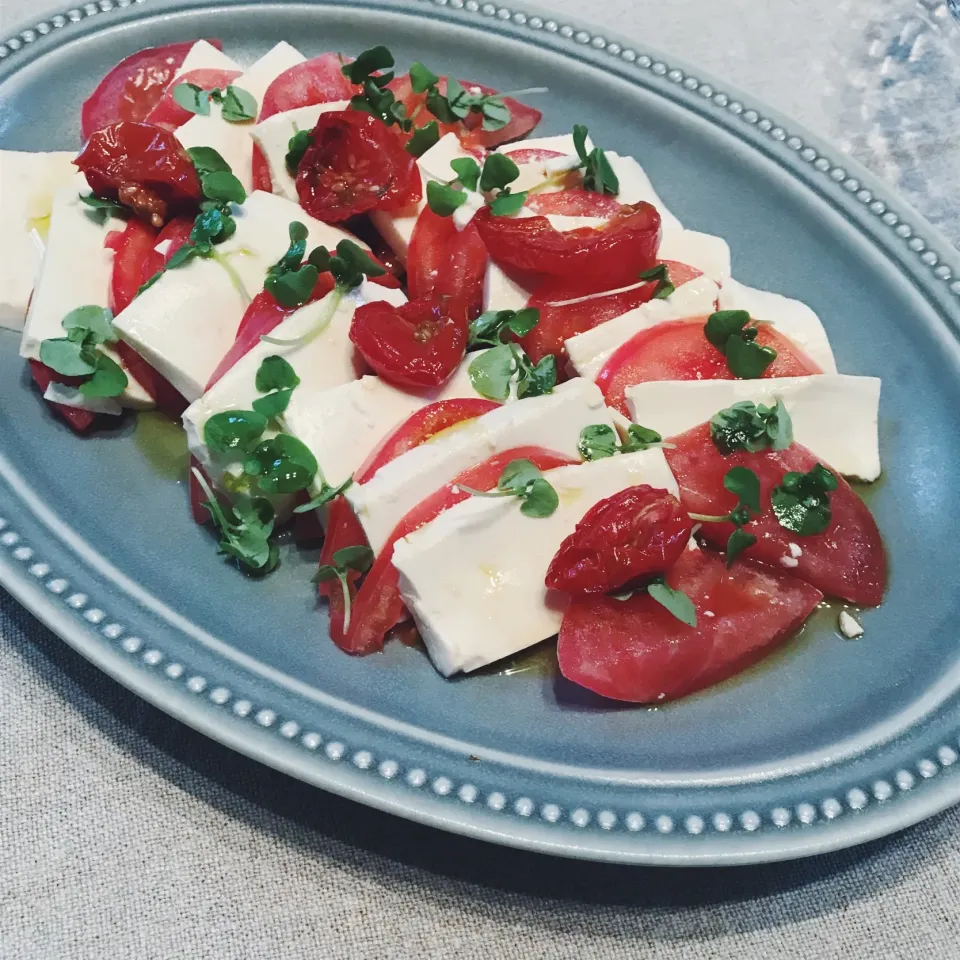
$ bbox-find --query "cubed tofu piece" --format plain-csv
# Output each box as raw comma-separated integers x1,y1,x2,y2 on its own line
176,42,306,192
393,449,679,675
625,374,882,481
0,151,84,332
565,275,720,380
718,278,837,374
19,179,154,409
346,377,614,554
114,191,365,403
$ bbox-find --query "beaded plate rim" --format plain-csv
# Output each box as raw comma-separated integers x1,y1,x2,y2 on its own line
1,0,960,865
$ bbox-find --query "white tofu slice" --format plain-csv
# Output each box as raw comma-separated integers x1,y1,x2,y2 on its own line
565,275,720,380
250,101,350,201
658,229,731,285
483,262,532,313
369,133,478,262
182,278,403,484
393,449,679,676
347,378,614,554
19,180,154,409
176,42,306,192
42,382,122,417
499,134,595,194
718,278,837,374
173,40,241,78
282,354,490,493
625,374,882,481
0,151,82,332
114,191,363,403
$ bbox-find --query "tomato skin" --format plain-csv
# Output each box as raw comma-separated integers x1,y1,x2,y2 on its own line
106,217,160,314
350,298,468,390
145,67,242,129
252,145,273,193
344,446,577,655
474,202,661,290
28,360,96,433
113,340,189,419
259,54,357,121
354,398,500,484
407,207,488,325
597,319,823,416
154,215,195,262
295,111,422,222
665,424,886,606
521,260,703,366
75,121,203,223
546,486,692,594
500,147,565,163
557,547,824,703
205,274,337,390
525,189,623,218
80,41,220,140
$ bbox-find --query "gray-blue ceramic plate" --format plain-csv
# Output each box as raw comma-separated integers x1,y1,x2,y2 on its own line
2,0,959,866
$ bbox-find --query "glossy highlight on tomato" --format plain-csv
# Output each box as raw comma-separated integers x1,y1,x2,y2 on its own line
344,446,577,655
80,40,219,140
350,297,468,390
296,111,422,222
473,202,661,291
596,319,823,416
665,424,886,605
558,546,824,703
546,485,692,594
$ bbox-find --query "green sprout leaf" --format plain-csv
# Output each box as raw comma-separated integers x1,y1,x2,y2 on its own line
620,424,664,453
203,410,268,455
467,343,513,402
578,423,619,461
294,475,353,513
244,434,318,494
409,61,440,94
703,310,776,379
725,527,758,566
450,156,482,192
173,82,211,116
520,477,559,517
709,400,794,455
771,464,837,537
488,190,528,216
514,348,556,400
647,580,697,627
426,179,467,217
78,352,128,398
187,146,232,177
217,84,258,122
571,124,620,195
201,170,247,205
265,264,318,308
723,465,762,514
405,120,440,158
39,339,96,377
79,193,127,220
479,153,520,193
467,307,539,349
255,355,300,393
285,129,313,175
342,45,395,85
638,263,675,300
62,305,116,344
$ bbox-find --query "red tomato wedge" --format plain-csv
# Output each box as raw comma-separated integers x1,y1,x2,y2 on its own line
80,40,221,140
354,398,500,484
474,202,661,290
546,485,692,594
407,207,488,324
75,121,203,225
145,67,242,130
105,218,160,314
205,274,337,390
500,147,565,163
349,297,468,390
154,215,195,262
296,111,422,222
665,424,886,605
597,320,824,416
343,446,578,655
28,360,96,433
259,54,357,121
521,260,703,366
525,190,623,218
252,145,273,193
113,341,189,419
317,497,370,647
557,546,824,703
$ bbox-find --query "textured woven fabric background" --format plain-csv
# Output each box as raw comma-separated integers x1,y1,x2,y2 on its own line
2,1,960,957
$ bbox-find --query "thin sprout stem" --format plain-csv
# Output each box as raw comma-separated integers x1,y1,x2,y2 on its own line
211,249,253,306
339,571,353,632
492,86,549,99
260,287,345,347
191,467,226,526
687,512,729,524
455,484,511,498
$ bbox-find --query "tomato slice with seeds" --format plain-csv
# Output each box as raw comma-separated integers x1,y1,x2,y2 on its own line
665,424,886,605
520,260,702,367
106,218,161,314
75,121,203,226
546,485,692,595
80,40,221,140
259,54,357,121
343,446,577,655
354,398,500,484
474,202,661,290
295,111,422,222
407,207,488,325
349,297,468,390
28,360,96,434
205,274,337,390
524,189,622,218
144,67,242,130
557,546,824,703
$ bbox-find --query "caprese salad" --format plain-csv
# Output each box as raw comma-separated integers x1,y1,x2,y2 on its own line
0,37,886,703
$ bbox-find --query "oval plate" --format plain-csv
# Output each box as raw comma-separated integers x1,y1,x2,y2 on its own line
2,0,960,866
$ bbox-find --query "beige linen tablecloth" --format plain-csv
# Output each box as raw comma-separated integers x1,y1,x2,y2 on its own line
2,1,959,956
